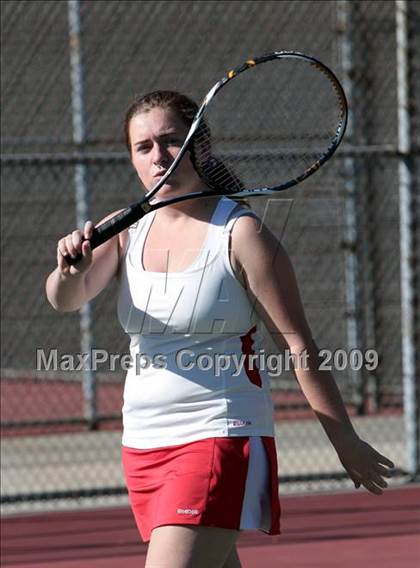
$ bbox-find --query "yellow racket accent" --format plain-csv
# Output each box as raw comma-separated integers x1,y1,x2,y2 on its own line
228,59,255,79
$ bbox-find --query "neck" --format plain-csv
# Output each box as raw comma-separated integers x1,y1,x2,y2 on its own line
152,195,221,223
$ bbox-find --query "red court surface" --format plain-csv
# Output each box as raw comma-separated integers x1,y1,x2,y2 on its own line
2,485,419,568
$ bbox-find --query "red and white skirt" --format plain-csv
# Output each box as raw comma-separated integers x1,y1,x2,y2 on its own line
122,436,281,542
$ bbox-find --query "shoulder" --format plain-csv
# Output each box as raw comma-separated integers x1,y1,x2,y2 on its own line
229,211,297,293
230,212,287,270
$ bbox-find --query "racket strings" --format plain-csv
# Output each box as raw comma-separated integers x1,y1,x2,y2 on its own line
192,126,245,192
192,56,345,193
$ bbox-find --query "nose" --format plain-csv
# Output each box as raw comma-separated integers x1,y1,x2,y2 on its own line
151,142,168,166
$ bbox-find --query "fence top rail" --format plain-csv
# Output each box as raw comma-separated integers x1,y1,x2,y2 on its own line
1,145,418,165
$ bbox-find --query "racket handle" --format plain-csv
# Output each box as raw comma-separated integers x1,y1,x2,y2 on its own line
64,200,150,266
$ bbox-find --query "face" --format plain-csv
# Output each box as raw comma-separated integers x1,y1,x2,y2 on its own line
129,107,202,197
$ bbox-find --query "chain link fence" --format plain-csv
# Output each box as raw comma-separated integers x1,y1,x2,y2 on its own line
1,0,419,513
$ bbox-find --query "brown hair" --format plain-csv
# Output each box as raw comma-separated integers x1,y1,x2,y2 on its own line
124,90,250,207
124,91,197,153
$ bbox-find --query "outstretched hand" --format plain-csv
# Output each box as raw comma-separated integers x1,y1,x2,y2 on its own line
335,435,395,495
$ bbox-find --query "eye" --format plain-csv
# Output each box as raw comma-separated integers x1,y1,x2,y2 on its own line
166,137,182,147
135,144,150,154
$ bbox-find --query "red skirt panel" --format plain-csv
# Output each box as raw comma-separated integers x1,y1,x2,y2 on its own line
122,436,281,542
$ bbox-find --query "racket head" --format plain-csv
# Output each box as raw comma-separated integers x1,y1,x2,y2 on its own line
186,51,348,198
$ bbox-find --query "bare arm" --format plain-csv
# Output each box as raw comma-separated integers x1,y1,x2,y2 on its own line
46,211,126,312
231,215,395,494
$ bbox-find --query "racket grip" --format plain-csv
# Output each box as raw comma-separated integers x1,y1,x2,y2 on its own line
63,201,150,266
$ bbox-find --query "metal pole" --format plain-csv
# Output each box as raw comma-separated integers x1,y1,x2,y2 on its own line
395,0,418,477
336,0,365,414
67,0,96,428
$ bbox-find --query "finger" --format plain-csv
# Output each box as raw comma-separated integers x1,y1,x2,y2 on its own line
72,230,83,251
81,239,92,261
363,480,384,496
369,472,388,488
84,221,94,240
58,239,71,263
57,239,67,258
57,246,67,271
375,464,394,478
65,234,79,258
375,452,395,469
347,470,362,489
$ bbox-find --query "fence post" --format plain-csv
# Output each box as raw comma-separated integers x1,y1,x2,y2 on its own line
67,0,97,429
336,0,365,414
395,0,419,478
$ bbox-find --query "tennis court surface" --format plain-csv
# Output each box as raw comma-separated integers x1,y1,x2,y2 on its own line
2,485,419,568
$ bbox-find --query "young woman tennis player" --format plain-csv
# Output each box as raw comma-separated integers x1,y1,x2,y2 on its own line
46,91,395,568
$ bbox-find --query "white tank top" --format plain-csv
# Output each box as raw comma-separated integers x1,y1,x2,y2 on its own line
118,196,275,448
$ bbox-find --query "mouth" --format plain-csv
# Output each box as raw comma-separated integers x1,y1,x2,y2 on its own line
153,170,168,179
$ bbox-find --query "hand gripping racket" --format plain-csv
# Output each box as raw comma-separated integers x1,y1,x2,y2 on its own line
66,51,347,265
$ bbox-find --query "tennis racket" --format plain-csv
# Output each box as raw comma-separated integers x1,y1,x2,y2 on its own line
66,51,347,265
